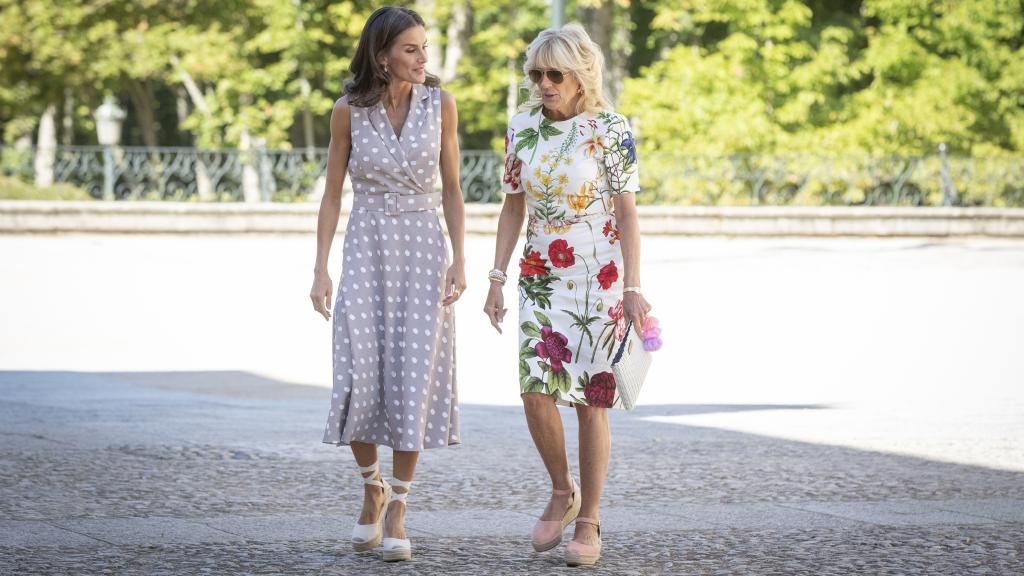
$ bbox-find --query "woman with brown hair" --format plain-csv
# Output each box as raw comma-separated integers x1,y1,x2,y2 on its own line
310,5,466,562
484,23,651,567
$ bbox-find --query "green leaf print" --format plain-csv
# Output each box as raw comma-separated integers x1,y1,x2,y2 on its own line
525,377,545,393
519,359,530,378
563,371,574,393
596,321,618,361
539,118,563,140
564,309,599,349
518,274,557,310
591,321,617,363
521,321,542,338
537,360,551,373
519,339,538,359
577,371,591,390
534,310,552,328
515,128,539,154
550,369,572,394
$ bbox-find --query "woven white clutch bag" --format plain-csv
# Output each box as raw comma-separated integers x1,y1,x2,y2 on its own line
611,320,652,410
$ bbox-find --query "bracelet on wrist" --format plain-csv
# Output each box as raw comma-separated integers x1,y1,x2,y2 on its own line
623,286,642,295
487,269,508,285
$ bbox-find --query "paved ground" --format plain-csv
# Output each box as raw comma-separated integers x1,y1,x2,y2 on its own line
1,234,1023,574
1,371,1023,575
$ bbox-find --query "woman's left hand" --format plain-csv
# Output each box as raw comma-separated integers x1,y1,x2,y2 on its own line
623,291,652,332
442,260,467,306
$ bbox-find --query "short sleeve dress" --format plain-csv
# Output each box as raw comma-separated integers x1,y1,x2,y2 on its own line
502,107,640,408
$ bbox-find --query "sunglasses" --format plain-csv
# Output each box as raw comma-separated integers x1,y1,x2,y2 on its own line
528,69,566,84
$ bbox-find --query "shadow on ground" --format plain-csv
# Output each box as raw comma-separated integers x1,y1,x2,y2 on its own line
1,370,1022,575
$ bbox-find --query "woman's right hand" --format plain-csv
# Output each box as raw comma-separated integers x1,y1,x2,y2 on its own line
483,281,507,334
310,270,333,321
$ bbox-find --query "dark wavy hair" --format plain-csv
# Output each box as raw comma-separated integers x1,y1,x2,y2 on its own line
344,6,440,107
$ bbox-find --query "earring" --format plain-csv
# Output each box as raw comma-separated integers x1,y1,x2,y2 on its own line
383,63,389,74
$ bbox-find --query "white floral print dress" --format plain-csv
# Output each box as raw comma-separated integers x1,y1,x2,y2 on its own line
502,107,640,408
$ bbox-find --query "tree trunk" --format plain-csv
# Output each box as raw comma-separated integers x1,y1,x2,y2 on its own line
128,79,159,149
416,0,443,76
577,1,618,104
507,58,519,120
239,94,261,202
176,86,213,201
443,1,471,83
171,54,210,115
300,77,315,159
174,87,190,143
627,1,657,77
62,88,74,145
293,0,316,159
34,103,57,188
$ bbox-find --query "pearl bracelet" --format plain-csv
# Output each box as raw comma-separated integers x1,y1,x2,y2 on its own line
488,269,507,285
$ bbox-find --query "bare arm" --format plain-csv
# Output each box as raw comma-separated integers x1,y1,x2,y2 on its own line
439,90,467,306
612,192,651,329
309,97,351,320
492,193,526,275
484,192,526,333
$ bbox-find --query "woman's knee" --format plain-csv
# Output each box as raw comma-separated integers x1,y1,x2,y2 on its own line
575,404,608,424
521,392,555,413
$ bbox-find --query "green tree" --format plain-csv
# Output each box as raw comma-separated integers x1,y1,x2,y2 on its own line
621,0,1024,156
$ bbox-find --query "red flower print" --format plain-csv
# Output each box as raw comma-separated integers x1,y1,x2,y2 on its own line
535,326,572,372
597,260,618,289
503,153,522,192
519,250,549,276
548,239,576,268
585,371,616,407
602,220,620,244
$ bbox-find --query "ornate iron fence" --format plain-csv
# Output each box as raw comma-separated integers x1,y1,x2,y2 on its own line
1,146,507,203
3,145,1023,206
641,152,1024,207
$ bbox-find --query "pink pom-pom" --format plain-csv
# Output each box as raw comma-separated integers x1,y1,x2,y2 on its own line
642,316,660,332
643,336,662,352
641,326,661,340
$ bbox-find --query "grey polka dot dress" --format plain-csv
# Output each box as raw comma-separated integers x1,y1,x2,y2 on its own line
322,84,459,451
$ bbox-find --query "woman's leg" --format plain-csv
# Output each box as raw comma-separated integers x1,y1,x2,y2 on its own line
384,449,420,540
351,441,385,523
522,392,574,518
574,405,610,545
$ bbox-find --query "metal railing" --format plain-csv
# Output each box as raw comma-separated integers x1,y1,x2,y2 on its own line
2,146,506,203
640,151,1024,207
4,145,1023,206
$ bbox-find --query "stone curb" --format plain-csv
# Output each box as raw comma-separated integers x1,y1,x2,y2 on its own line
2,200,1024,237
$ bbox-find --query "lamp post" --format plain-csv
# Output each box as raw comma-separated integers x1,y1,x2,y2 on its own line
551,0,565,28
94,96,126,201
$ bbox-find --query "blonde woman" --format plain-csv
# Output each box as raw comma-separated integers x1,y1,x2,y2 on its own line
310,6,466,563
483,24,651,567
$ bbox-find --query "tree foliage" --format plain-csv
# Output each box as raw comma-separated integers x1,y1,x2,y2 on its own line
1,0,1020,160
621,0,1024,156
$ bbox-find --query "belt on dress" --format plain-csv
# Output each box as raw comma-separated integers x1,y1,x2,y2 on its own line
352,191,442,217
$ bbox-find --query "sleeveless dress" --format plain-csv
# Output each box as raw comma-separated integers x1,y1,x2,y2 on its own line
502,108,640,409
323,84,459,450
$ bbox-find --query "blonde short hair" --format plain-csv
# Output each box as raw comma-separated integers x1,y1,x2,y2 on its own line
520,23,612,115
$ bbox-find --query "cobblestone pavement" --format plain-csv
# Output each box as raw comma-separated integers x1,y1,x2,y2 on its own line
1,371,1022,575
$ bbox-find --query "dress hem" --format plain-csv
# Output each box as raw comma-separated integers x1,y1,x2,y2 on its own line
322,438,462,450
